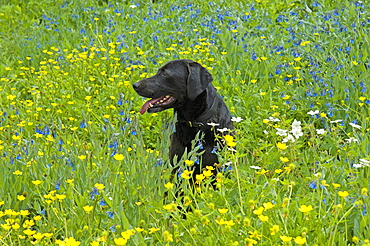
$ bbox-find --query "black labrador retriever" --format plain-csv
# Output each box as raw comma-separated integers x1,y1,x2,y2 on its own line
133,59,233,180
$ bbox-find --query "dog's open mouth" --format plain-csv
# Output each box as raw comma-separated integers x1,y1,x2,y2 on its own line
140,95,175,114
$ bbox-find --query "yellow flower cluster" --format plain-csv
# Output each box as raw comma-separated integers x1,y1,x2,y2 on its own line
114,229,136,245
252,202,276,222
223,135,237,147
43,190,67,204
0,208,53,242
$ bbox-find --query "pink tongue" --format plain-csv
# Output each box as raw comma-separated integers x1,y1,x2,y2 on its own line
140,100,152,114
140,97,162,114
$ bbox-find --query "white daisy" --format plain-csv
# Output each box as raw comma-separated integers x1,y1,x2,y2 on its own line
231,116,243,122
316,129,326,135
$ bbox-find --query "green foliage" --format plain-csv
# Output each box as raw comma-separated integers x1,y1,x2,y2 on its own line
0,0,369,245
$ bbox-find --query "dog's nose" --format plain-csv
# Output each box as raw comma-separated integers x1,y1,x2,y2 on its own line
132,82,140,91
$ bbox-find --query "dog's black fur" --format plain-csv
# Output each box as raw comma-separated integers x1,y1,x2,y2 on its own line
133,59,233,178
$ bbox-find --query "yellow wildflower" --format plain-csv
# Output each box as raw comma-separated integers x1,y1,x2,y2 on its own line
83,205,94,213
294,236,307,245
218,208,229,214
299,205,313,213
338,191,349,198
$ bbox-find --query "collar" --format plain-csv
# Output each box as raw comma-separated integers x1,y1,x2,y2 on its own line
180,96,219,128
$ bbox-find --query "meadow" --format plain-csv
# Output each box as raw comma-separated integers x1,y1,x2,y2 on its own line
0,0,369,245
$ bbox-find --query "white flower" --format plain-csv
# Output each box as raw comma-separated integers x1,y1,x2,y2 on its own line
207,122,220,127
263,130,269,135
349,122,361,129
352,159,369,168
282,134,295,143
250,165,262,169
345,137,358,143
290,119,303,139
217,128,230,133
130,5,137,8
268,116,280,122
359,159,370,167
291,128,303,139
291,119,301,129
330,119,343,123
276,128,288,136
307,110,320,115
228,148,237,152
231,116,243,122
313,172,322,178
316,129,326,135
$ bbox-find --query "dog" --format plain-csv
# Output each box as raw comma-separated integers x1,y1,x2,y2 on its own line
133,59,233,181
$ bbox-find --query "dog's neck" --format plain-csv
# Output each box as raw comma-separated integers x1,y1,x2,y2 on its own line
175,87,218,127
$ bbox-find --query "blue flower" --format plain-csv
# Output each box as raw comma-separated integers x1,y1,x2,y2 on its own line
100,199,107,206
80,121,86,128
154,159,164,167
108,141,118,149
107,211,114,219
90,187,100,199
109,225,116,232
222,166,232,172
196,141,203,150
309,181,317,189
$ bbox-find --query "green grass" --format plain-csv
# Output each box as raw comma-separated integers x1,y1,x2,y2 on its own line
0,0,369,245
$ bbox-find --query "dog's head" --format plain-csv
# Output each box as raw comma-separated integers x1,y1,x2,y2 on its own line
133,59,213,114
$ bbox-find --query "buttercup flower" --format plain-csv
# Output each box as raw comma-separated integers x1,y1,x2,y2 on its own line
299,205,313,213
294,236,307,245
276,142,288,150
94,183,105,190
113,153,124,161
224,135,237,147
32,180,42,185
181,170,193,179
280,235,292,242
83,205,94,213
185,159,194,166
218,208,229,214
149,227,160,234
114,237,127,245
338,191,349,198
164,182,174,190
270,225,280,235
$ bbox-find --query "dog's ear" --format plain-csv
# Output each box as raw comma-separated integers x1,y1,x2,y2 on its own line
186,61,213,100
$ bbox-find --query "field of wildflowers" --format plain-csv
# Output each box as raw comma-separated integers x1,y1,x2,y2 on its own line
0,0,369,245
